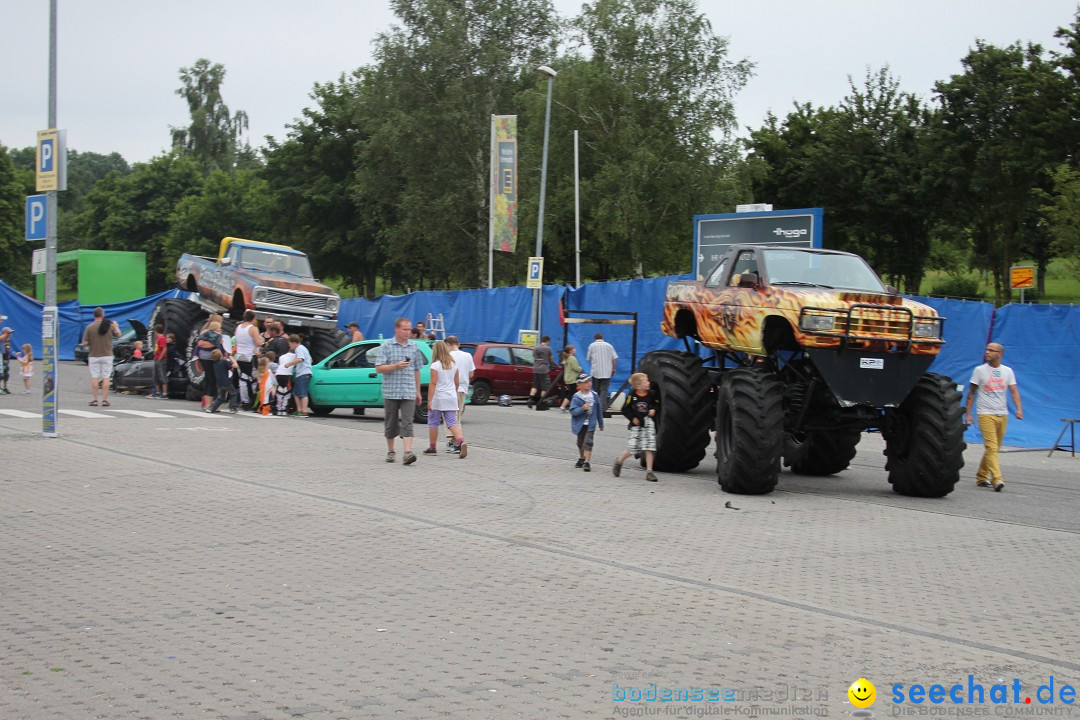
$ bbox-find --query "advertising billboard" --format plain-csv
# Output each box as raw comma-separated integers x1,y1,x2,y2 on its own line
693,208,823,279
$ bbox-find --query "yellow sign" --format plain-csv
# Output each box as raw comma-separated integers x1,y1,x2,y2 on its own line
1010,266,1034,290
526,256,544,289
36,129,60,191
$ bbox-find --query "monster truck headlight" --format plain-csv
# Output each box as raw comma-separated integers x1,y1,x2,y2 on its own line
326,297,339,313
253,287,268,303
913,320,940,339
800,314,836,332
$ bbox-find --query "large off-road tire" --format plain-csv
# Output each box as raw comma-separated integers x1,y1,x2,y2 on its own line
638,350,713,472
307,328,352,364
185,377,205,402
184,310,212,387
715,368,784,495
470,380,492,405
788,428,862,476
883,373,966,498
148,298,203,353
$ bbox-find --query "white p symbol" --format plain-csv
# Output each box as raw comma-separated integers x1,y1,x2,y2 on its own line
30,200,44,229
40,141,53,171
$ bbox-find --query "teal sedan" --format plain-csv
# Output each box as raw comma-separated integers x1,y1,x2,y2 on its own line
308,339,433,422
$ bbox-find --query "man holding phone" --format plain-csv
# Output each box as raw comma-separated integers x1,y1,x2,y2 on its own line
375,317,426,465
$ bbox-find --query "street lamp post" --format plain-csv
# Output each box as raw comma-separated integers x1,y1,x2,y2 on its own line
531,65,557,335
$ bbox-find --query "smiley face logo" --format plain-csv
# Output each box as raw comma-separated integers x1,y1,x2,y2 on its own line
848,678,876,708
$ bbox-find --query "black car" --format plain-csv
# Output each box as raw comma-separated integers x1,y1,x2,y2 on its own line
111,356,191,399
74,319,146,363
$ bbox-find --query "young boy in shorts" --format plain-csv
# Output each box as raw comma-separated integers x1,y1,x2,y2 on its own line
569,373,604,471
612,372,660,482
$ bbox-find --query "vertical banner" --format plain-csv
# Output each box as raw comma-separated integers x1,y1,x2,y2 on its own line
491,115,518,253
41,306,58,437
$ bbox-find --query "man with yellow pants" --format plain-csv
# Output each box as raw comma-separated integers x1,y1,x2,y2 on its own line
965,342,1023,491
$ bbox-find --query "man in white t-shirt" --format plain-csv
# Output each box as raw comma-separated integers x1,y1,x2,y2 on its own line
586,332,618,408
965,342,1023,492
445,336,476,451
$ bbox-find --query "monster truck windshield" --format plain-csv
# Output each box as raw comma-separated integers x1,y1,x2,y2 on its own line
763,250,885,293
236,248,314,278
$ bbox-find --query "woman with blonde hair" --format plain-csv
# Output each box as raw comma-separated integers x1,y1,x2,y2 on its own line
424,340,467,458
196,320,224,408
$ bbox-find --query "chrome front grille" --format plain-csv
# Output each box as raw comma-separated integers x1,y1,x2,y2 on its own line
263,289,334,312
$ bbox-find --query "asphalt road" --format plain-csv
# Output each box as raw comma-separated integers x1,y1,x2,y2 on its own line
1,362,1078,719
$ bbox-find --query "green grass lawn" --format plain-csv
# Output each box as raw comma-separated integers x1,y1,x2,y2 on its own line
918,258,1080,304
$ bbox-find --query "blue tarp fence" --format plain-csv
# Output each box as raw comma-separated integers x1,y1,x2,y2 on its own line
3,275,1077,449
0,280,190,361
989,303,1080,448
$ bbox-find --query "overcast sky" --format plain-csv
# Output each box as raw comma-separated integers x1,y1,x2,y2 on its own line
2,1,1077,163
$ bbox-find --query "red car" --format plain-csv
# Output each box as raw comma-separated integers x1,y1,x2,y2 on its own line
458,342,561,405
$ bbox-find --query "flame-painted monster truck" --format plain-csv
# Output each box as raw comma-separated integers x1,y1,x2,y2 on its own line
641,245,965,497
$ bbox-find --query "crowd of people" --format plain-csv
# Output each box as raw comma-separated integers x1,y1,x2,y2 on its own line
4,306,1026,491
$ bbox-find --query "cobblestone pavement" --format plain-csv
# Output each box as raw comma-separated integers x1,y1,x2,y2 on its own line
2,366,1078,719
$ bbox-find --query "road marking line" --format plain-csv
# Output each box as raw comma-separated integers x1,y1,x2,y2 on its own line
107,409,176,418
156,408,230,419
58,409,114,418
0,410,41,418
156,426,234,432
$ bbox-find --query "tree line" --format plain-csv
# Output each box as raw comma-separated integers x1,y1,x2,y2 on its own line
3,0,1080,305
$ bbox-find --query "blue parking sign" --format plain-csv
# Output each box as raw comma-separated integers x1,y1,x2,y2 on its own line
26,195,47,240
526,256,544,289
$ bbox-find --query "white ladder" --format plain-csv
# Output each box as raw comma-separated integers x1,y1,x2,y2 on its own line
425,313,446,340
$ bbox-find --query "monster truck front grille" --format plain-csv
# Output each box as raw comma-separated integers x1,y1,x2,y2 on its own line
799,304,943,348
262,289,335,312
840,310,912,336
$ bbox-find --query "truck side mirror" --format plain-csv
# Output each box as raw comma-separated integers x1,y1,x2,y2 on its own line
885,284,898,294
221,257,233,266
737,271,760,289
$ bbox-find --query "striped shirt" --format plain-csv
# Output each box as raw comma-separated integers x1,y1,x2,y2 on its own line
376,339,426,399
586,339,618,379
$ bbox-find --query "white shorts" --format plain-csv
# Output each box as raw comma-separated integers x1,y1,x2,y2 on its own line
88,356,114,379
626,417,657,453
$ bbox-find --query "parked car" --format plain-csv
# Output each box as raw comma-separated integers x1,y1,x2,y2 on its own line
111,357,190,398
458,342,561,405
74,319,146,363
308,339,433,422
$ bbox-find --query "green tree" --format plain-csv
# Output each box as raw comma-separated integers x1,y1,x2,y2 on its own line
170,59,250,173
1041,163,1080,273
67,154,204,292
536,0,752,281
747,69,937,293
264,72,386,297
359,0,560,290
163,168,275,280
59,150,130,215
931,40,1070,303
0,145,35,292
